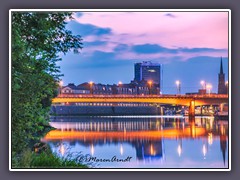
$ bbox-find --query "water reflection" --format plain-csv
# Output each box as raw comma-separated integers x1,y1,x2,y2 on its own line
42,116,228,168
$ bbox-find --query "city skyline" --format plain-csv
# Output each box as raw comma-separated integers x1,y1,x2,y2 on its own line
57,11,229,94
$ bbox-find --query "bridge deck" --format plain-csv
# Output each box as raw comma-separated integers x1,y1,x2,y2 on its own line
52,94,228,106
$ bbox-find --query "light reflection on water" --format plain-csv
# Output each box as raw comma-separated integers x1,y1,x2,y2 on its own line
42,116,228,168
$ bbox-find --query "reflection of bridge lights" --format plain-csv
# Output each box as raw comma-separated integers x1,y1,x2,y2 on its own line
182,122,185,129
209,119,214,130
202,144,207,158
120,144,124,155
59,143,65,156
190,122,196,138
150,144,156,156
208,133,213,145
177,144,182,157
90,144,94,156
220,125,225,135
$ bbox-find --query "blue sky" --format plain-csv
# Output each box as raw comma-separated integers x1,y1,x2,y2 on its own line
58,11,229,94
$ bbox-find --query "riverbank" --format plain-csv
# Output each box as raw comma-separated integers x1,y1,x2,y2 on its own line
12,122,88,169
12,148,88,168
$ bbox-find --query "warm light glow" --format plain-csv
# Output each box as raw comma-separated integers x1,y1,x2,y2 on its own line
89,81,94,85
220,124,226,135
208,133,213,145
206,84,212,89
42,128,207,141
118,81,122,85
206,84,212,94
209,119,214,129
225,81,228,86
150,144,156,156
148,80,153,85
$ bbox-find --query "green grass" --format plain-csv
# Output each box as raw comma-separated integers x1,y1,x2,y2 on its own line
12,149,88,169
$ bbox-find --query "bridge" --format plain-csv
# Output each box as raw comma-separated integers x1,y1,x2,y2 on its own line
52,94,228,116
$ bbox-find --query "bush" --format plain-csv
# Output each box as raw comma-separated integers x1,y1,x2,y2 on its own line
12,149,88,169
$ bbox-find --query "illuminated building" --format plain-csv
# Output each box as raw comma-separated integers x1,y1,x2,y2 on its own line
134,61,162,92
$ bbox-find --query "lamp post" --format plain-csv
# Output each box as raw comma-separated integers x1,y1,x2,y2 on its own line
225,81,228,95
59,80,63,96
118,81,122,94
148,80,152,95
89,81,93,95
176,80,181,94
200,80,206,89
206,84,212,95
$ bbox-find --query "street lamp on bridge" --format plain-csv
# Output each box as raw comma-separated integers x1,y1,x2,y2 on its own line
58,80,63,95
200,80,206,89
225,81,228,94
176,80,181,94
206,84,212,95
148,80,153,95
89,81,94,95
118,81,123,94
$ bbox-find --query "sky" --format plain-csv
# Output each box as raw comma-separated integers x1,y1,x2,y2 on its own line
58,11,229,94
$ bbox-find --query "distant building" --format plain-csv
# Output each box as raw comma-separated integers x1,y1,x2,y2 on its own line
60,62,162,96
134,61,161,92
218,57,227,94
77,83,113,95
61,83,90,94
60,80,160,96
198,89,207,95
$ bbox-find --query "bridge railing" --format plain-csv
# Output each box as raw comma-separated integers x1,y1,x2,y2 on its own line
56,94,228,99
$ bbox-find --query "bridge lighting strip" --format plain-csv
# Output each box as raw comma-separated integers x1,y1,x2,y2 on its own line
95,115,185,118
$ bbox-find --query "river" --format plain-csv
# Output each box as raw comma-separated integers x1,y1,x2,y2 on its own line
41,115,228,169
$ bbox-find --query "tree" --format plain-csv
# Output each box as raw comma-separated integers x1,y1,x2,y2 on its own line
11,12,83,154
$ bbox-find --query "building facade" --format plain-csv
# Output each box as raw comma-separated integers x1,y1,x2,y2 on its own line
60,81,160,96
61,83,90,94
134,61,161,92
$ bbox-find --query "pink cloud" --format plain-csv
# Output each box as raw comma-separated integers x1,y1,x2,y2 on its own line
73,11,229,49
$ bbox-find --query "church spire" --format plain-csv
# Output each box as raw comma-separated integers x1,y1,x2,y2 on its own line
220,57,223,74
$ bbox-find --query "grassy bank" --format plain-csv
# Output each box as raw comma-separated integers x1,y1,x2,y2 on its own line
12,149,88,169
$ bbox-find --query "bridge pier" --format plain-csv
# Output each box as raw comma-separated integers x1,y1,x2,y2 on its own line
189,100,195,117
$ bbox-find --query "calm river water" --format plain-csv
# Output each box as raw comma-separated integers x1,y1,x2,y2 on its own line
42,115,228,169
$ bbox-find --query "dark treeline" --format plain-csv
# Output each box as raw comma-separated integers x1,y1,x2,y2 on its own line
11,12,83,167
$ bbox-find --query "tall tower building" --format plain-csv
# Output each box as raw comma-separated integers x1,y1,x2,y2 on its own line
218,57,227,94
134,61,161,87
